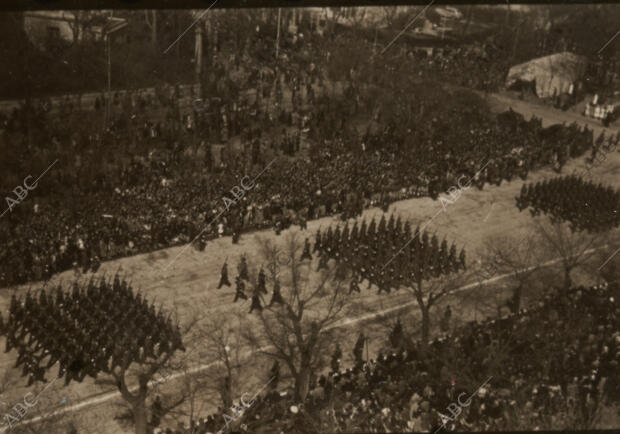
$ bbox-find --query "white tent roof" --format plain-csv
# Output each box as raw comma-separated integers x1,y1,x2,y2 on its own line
506,52,588,98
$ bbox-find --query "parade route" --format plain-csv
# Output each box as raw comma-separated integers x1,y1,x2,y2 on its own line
1,83,619,432
1,121,618,431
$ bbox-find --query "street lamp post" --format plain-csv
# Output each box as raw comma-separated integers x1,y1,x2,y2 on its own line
106,33,111,126
102,17,128,128
276,8,282,61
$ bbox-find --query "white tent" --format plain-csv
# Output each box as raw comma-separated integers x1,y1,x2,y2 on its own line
506,52,588,99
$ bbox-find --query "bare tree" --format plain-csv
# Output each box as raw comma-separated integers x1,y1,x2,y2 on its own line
113,308,197,434
193,308,249,412
535,218,603,290
155,361,211,434
403,259,469,348
479,230,545,313
461,262,508,322
66,11,99,45
583,230,620,285
346,7,367,27
143,305,209,433
326,8,346,37
381,7,398,27
242,233,349,402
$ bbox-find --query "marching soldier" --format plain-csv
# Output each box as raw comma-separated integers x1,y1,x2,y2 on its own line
249,284,264,314
233,276,248,302
313,229,322,253
353,333,365,368
238,255,249,281
300,238,312,261
257,267,268,294
317,254,328,271
218,260,231,289
268,278,285,307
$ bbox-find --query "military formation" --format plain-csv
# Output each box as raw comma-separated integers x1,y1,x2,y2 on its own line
218,213,466,313
516,175,620,233
0,274,184,386
313,213,466,295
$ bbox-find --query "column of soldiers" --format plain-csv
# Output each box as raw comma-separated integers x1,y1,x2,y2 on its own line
313,214,466,295
219,243,315,313
0,273,184,387
516,175,620,233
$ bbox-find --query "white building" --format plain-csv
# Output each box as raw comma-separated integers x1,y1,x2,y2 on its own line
23,11,110,47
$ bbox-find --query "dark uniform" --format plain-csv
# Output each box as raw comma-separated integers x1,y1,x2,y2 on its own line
268,279,285,307
300,238,312,261
257,267,268,294
233,276,248,302
218,261,231,288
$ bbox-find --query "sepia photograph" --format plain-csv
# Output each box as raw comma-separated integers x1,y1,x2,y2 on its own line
0,1,619,433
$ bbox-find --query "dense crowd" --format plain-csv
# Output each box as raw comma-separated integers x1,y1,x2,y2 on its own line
369,43,508,93
516,174,620,233
0,100,598,288
161,282,619,433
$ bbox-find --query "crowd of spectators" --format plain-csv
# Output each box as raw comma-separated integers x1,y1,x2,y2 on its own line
163,282,619,433
0,92,598,288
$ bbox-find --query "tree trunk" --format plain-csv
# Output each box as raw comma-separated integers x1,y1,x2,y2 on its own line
414,279,431,349
420,304,430,348
564,266,572,291
295,358,312,402
132,394,148,434
511,284,522,313
221,377,233,410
